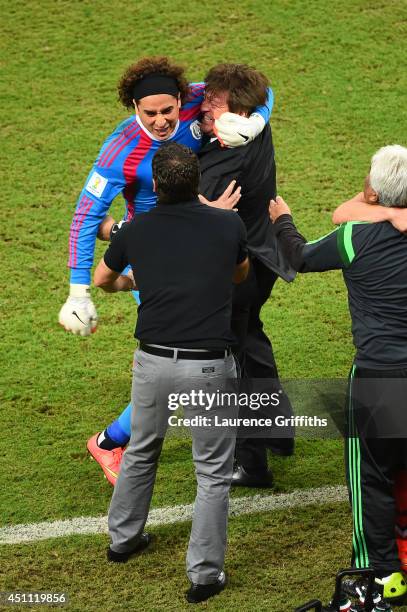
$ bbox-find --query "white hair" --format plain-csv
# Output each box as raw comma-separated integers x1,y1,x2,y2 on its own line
370,144,407,208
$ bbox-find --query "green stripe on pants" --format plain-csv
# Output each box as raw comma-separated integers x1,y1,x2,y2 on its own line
347,365,369,568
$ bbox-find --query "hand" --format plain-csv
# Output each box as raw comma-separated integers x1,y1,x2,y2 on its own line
269,196,292,223
198,180,241,210
58,285,98,336
125,269,137,290
214,112,263,147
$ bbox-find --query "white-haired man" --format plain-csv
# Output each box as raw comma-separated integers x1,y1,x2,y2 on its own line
270,145,407,608
332,145,407,580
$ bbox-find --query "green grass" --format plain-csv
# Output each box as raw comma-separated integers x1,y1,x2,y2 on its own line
1,0,406,609
0,438,344,526
0,503,353,612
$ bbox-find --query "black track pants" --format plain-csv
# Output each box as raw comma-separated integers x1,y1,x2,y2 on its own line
346,365,407,574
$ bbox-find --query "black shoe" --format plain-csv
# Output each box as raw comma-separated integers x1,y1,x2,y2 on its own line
107,532,151,563
265,437,295,457
231,464,273,488
186,571,227,604
321,593,352,611
342,576,395,609
322,595,355,612
348,601,392,611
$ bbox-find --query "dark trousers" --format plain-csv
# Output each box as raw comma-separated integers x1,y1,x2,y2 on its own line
346,365,407,574
232,258,294,473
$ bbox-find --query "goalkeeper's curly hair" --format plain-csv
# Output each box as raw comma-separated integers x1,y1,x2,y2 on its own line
118,56,190,109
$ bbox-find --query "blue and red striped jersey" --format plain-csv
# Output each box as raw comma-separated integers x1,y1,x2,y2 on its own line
68,83,273,284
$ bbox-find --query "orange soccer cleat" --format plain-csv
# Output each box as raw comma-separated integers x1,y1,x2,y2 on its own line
87,433,124,486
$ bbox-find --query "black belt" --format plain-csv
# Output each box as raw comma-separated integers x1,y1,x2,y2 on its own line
139,342,231,360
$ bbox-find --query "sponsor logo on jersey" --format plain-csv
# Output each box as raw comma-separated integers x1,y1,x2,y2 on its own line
190,120,202,140
86,171,108,198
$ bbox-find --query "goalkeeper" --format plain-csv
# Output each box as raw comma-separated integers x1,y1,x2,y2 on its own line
59,58,274,483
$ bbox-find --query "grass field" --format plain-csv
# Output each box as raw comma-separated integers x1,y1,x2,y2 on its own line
1,0,406,610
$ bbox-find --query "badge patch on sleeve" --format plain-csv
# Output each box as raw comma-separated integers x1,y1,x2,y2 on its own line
190,120,202,140
86,171,108,198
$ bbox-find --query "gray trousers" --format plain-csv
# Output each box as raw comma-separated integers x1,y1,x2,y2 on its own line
108,347,237,585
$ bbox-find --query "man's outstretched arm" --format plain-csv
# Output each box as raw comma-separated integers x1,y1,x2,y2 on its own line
270,196,345,273
94,259,136,293
94,221,136,293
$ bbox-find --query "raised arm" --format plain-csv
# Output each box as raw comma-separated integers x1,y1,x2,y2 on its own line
332,192,407,232
332,192,393,225
214,86,274,148
253,86,274,124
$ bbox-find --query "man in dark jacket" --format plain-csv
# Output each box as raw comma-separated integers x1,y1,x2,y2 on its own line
199,64,296,486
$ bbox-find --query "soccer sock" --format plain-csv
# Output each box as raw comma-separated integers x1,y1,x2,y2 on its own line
99,423,128,449
97,429,121,450
100,403,132,449
97,291,138,450
117,402,132,437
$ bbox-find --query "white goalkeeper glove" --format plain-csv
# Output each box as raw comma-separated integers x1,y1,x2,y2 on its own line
214,112,266,148
58,284,98,336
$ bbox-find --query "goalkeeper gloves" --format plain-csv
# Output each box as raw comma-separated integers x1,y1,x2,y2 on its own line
58,284,98,336
214,112,265,148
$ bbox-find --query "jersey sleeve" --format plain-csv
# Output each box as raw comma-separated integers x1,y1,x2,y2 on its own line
179,82,205,122
274,215,347,272
68,133,130,285
251,86,274,124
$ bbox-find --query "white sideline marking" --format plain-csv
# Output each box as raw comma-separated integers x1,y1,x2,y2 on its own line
0,485,347,546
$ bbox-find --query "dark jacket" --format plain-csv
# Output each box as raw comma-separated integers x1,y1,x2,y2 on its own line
198,124,296,282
